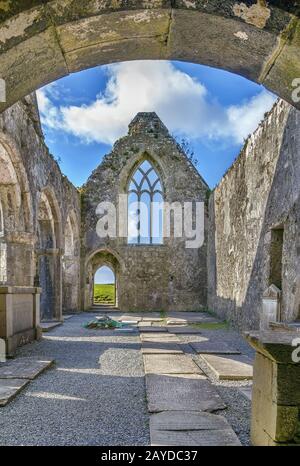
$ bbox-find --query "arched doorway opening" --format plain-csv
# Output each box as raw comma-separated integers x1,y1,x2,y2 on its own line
93,266,116,307
84,249,122,310
36,189,62,321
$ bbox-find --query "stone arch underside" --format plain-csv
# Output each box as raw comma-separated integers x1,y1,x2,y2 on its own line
84,249,121,310
0,2,299,113
36,188,62,321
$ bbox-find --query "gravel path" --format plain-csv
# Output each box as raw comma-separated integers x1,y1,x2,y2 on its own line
0,313,253,446
0,314,150,446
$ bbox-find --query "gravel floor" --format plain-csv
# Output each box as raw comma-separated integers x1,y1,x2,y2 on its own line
0,313,150,446
0,314,253,446
178,328,254,446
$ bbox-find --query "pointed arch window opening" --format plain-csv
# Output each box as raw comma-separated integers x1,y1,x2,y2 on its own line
128,160,163,245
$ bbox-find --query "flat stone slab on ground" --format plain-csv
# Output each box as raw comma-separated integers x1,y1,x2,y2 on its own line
190,340,241,354
166,318,220,325
166,312,220,324
0,358,54,380
63,315,75,321
142,342,183,354
139,325,166,332
200,354,253,380
150,411,241,446
166,326,202,334
143,354,202,375
239,386,252,401
119,314,142,322
146,373,226,413
41,321,62,332
0,379,30,406
141,333,180,343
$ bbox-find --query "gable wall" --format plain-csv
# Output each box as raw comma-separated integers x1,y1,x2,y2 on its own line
82,120,209,311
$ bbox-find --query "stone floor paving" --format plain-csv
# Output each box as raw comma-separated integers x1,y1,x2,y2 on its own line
0,379,30,406
0,310,254,445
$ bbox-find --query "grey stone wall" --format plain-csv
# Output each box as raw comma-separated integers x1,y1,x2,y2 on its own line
82,112,209,312
0,94,81,317
208,99,300,330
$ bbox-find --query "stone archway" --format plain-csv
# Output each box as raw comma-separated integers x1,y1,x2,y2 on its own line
0,2,299,113
0,136,34,286
84,249,122,310
36,187,62,321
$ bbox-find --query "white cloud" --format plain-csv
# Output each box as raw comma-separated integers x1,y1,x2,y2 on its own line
37,60,276,146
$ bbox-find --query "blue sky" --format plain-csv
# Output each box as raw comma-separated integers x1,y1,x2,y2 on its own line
37,60,276,189
95,266,115,285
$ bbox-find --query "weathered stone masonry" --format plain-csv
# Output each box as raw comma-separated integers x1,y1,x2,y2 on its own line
1,92,300,357
0,94,81,352
81,113,209,312
208,99,300,330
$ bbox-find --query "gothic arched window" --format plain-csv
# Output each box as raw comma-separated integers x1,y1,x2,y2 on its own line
128,160,163,244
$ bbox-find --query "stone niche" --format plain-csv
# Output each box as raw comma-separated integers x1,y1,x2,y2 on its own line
0,286,42,356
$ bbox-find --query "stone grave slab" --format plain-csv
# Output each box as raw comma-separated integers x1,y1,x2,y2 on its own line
41,321,62,332
119,314,142,323
167,326,202,334
0,379,30,406
0,358,54,380
166,312,220,324
150,411,241,446
139,326,166,332
142,341,183,354
239,386,252,401
190,340,241,354
146,373,226,413
143,354,202,374
141,333,180,342
200,354,253,380
141,313,163,321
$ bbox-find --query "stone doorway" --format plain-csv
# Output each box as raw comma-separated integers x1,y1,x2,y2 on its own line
93,265,116,307
84,249,121,311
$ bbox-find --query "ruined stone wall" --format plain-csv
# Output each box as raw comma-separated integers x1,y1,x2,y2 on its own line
208,99,300,329
0,94,81,316
82,113,209,312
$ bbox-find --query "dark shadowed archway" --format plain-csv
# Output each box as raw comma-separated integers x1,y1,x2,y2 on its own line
0,1,299,113
36,187,62,321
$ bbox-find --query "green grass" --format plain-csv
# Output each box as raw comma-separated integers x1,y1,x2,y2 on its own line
94,284,115,305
